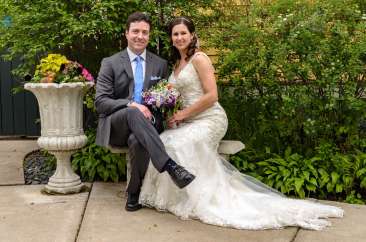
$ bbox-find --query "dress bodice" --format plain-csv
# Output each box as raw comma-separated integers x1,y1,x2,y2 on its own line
169,61,204,108
168,53,227,124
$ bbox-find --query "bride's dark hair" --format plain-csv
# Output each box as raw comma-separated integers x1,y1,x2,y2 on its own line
168,16,199,64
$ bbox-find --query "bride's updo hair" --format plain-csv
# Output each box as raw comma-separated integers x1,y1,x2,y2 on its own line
168,16,199,63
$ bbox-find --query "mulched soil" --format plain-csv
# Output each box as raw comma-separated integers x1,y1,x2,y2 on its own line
23,150,56,185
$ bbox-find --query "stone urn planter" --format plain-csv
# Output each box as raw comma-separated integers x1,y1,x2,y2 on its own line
24,82,94,194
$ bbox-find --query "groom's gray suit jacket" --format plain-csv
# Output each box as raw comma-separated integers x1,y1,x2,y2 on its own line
95,49,168,147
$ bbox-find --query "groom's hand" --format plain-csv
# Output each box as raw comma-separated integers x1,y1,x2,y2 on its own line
129,102,152,120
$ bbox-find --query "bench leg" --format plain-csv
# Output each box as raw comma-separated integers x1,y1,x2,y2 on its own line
125,153,131,192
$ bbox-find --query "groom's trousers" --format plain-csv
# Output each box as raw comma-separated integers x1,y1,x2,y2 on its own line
109,107,170,194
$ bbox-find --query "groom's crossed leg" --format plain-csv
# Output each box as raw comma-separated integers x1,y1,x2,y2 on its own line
110,107,195,211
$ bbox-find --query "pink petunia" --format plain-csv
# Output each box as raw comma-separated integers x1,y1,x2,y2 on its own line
82,68,94,82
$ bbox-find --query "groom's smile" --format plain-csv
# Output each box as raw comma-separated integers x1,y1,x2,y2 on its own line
125,21,150,55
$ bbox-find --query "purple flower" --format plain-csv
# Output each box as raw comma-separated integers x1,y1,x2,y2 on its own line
142,80,182,119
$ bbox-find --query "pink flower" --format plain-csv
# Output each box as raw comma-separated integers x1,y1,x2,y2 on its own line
82,68,94,82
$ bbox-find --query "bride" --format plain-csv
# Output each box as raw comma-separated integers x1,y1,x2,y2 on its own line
139,16,344,230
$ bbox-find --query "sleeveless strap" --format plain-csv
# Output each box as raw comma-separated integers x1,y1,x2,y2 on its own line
188,52,211,63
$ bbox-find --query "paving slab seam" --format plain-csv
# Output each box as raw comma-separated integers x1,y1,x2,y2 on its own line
0,137,38,141
289,227,300,242
0,183,25,186
74,183,94,242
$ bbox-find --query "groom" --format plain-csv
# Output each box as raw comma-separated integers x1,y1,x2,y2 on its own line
95,12,195,212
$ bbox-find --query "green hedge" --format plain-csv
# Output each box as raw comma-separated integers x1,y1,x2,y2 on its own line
71,130,127,182
214,0,366,203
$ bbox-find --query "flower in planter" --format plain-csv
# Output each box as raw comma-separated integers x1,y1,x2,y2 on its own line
31,53,94,83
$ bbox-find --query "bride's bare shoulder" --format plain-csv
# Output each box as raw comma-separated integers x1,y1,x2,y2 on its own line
191,51,212,69
191,51,211,64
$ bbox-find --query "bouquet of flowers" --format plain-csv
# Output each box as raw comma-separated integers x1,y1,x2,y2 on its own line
30,54,94,83
142,80,182,132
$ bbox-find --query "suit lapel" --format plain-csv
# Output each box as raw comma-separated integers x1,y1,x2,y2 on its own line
120,49,134,98
143,51,153,91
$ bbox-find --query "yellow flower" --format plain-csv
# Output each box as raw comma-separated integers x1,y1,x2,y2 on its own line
35,54,69,76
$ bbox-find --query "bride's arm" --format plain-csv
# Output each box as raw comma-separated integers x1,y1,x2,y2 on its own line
168,53,218,125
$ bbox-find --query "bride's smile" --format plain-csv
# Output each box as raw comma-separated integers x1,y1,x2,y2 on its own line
171,23,194,53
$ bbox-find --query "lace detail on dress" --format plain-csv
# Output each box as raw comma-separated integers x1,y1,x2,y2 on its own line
139,53,344,230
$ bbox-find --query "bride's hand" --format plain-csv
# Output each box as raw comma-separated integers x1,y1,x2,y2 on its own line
168,110,187,128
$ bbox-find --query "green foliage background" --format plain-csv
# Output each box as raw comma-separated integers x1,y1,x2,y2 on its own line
211,0,366,203
0,0,221,183
3,0,366,204
0,0,218,77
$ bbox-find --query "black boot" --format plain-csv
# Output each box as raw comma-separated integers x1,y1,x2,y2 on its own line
165,159,196,189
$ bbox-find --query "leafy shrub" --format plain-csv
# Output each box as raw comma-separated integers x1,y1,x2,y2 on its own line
72,130,126,182
216,0,366,155
214,0,366,202
231,146,366,203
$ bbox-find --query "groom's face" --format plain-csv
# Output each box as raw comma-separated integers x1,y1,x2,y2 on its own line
126,21,150,55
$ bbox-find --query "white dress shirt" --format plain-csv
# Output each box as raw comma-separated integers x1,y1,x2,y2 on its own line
127,47,146,81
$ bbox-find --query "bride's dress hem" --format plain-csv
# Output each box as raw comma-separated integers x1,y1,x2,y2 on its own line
140,197,343,231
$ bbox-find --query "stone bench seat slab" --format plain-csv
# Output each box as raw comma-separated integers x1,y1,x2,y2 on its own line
107,140,244,186
108,140,245,156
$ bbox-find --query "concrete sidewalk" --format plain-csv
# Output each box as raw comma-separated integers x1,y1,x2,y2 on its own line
0,140,38,185
0,140,365,242
0,182,365,242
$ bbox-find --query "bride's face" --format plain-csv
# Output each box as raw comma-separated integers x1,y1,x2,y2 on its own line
171,23,193,53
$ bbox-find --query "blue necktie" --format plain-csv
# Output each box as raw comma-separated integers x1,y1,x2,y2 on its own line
133,55,143,104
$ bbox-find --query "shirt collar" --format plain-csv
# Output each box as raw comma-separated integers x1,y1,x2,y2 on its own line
127,47,146,63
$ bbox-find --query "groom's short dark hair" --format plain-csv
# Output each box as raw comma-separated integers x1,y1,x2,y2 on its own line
126,12,152,31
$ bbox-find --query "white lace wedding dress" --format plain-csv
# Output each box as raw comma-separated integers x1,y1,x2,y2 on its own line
139,52,344,230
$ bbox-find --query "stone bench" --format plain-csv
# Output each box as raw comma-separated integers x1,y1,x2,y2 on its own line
108,140,245,184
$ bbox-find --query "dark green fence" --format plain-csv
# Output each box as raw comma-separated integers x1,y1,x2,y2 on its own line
0,56,40,136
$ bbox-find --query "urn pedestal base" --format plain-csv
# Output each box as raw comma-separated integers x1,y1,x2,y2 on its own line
43,150,83,194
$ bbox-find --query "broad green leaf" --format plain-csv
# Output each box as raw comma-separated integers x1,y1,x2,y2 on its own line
356,168,366,178
294,178,304,193
360,177,366,189
335,184,343,193
331,172,340,184
297,188,305,198
309,178,318,186
305,184,316,192
327,182,334,192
